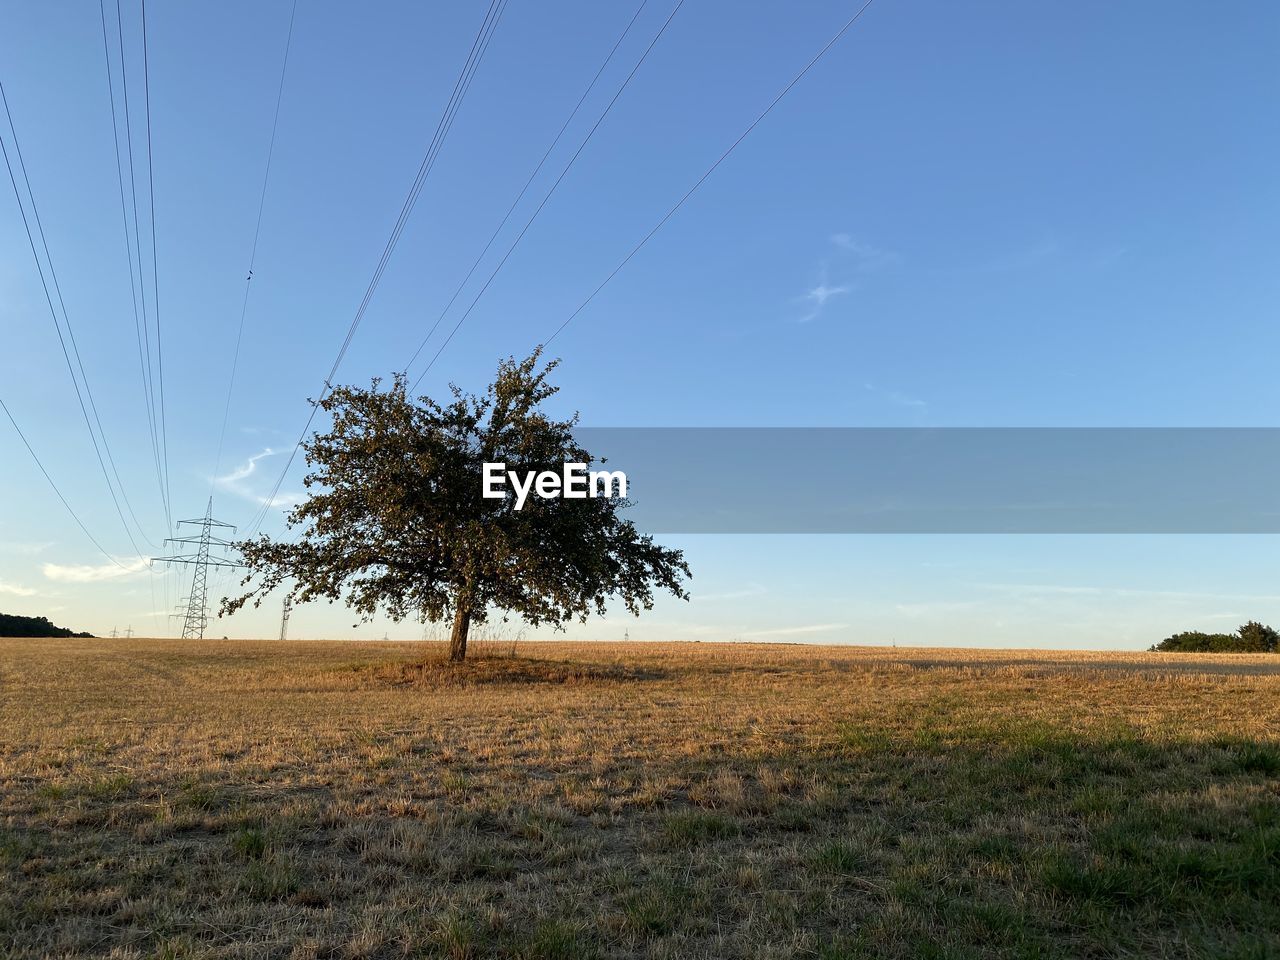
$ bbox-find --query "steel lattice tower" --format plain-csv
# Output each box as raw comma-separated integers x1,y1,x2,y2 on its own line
154,498,240,639
278,595,292,641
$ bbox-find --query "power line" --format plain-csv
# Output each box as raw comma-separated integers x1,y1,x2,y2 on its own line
111,0,170,531
0,397,128,570
211,0,300,486
1,80,150,559
140,0,173,532
403,0,652,372
542,0,879,347
114,0,175,613
245,0,509,535
408,0,684,389
326,0,508,387
100,0,169,535
1,80,156,548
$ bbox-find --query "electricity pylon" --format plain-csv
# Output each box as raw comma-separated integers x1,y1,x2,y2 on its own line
153,498,241,639
278,595,292,641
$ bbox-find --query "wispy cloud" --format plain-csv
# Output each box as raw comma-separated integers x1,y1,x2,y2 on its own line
214,448,301,510
794,267,850,324
830,233,900,273
806,280,850,308
42,557,149,583
792,233,899,324
741,622,847,638
0,579,37,597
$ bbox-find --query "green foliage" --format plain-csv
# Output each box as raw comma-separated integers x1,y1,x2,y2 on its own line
664,811,741,844
431,911,481,959
514,920,595,960
0,612,93,638
811,840,869,874
231,826,269,860
225,351,689,659
1152,621,1279,653
621,885,686,935
1236,621,1280,652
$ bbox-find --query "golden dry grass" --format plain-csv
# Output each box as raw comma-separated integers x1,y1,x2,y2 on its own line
1,638,1278,958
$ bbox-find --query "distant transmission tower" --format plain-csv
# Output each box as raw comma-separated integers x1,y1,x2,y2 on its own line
278,595,292,641
153,499,241,639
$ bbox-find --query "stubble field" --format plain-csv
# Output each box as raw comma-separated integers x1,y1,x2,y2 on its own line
1,638,1278,959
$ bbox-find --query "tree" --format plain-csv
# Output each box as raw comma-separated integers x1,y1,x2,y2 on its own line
0,613,93,638
1151,621,1279,653
1237,620,1279,653
223,351,690,660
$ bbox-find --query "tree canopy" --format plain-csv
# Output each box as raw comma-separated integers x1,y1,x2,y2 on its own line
224,351,689,659
1151,621,1279,653
0,612,93,638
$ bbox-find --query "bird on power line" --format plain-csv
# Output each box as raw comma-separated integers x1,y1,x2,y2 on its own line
210,0,299,495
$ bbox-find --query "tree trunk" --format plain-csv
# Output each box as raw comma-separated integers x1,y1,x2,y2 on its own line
449,605,471,662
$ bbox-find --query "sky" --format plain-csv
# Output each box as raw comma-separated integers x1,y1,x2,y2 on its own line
1,0,1278,647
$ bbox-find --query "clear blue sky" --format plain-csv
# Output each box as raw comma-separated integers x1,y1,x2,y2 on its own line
2,1,1278,645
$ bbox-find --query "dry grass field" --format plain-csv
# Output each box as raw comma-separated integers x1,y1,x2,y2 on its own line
1,638,1278,959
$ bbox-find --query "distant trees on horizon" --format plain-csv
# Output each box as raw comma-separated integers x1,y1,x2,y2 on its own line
0,612,94,638
1152,620,1279,653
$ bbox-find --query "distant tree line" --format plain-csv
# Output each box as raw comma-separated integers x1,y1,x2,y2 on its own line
1152,621,1278,653
0,613,94,638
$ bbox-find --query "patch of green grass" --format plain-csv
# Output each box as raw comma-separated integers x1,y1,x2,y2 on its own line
431,912,482,960
513,919,594,960
175,776,219,812
441,771,470,793
814,934,874,960
36,782,68,801
451,845,516,881
86,772,134,799
0,829,39,866
663,810,740,844
773,802,818,832
240,859,301,902
968,833,1022,865
1041,850,1154,905
153,937,199,960
835,724,894,752
811,840,868,875
620,882,688,935
231,826,269,859
1218,739,1280,776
